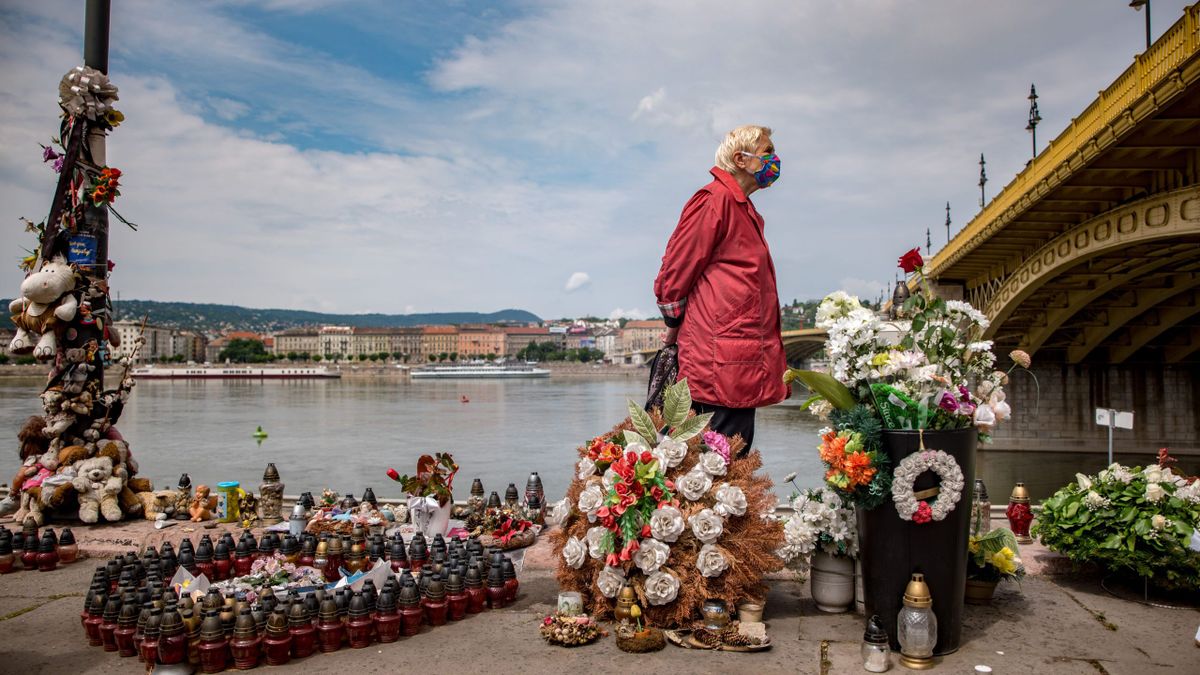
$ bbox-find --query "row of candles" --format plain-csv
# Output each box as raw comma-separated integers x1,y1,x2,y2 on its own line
0,522,80,573
80,530,520,671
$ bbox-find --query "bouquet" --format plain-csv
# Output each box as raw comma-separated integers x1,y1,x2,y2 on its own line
552,379,783,627
777,484,858,576
1033,451,1200,590
386,452,458,507
968,527,1025,584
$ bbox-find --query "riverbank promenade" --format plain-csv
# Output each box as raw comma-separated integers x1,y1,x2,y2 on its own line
0,515,1194,674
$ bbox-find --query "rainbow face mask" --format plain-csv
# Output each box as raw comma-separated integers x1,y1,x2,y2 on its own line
741,151,781,188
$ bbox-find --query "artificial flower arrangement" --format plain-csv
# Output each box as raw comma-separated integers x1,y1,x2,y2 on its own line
777,479,859,577
540,613,605,647
467,503,538,549
211,552,325,603
387,452,458,506
967,527,1025,584
1033,449,1200,590
551,379,783,627
304,486,392,536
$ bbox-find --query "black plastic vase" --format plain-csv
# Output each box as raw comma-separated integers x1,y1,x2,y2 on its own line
856,428,977,654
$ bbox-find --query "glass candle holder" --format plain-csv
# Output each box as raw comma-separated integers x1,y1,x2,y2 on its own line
557,592,583,617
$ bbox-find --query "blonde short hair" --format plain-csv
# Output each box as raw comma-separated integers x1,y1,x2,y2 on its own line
714,125,772,172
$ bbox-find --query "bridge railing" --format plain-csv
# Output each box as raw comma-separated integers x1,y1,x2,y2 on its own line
926,4,1200,281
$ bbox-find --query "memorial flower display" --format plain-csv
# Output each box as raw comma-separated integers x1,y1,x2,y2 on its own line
1033,450,1200,590
967,527,1025,584
551,379,783,627
777,486,858,576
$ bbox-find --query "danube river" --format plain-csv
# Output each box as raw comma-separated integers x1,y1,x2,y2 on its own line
0,376,1179,503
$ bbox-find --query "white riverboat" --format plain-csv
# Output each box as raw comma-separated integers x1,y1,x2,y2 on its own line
410,364,550,379
131,366,341,379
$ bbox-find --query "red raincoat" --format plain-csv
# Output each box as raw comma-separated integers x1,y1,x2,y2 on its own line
654,167,788,409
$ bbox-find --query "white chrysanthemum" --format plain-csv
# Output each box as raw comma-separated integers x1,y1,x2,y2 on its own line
597,566,625,598
562,536,586,569
649,505,685,543
714,484,748,517
643,570,680,605
699,451,727,477
696,544,729,578
688,508,724,544
633,538,670,573
678,467,712,501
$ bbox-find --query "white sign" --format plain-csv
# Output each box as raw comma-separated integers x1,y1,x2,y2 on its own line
1094,408,1134,429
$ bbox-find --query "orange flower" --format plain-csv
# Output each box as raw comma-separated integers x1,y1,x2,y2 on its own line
842,452,876,486
818,430,848,469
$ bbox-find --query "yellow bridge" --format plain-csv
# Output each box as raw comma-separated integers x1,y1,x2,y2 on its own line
786,5,1200,367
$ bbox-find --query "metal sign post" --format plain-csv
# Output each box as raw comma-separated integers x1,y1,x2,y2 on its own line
1094,408,1134,465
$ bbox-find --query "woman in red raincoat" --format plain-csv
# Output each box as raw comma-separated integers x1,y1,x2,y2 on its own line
654,125,788,455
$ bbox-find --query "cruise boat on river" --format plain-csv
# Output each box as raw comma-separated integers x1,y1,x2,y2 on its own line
131,366,341,379
410,364,550,379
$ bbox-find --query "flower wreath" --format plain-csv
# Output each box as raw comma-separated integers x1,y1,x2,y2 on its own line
891,449,965,524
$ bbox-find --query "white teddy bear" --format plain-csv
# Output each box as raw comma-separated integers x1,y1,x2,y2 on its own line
9,255,79,359
71,455,124,523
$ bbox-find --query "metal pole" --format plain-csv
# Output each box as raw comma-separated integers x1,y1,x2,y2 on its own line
1107,409,1115,465
83,0,111,280
1145,1,1152,50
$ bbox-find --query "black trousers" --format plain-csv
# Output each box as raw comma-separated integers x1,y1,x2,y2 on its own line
692,401,756,456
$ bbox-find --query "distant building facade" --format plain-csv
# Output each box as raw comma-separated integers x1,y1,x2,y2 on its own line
620,320,667,354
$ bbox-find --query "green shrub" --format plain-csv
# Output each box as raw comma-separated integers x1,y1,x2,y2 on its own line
1032,462,1200,590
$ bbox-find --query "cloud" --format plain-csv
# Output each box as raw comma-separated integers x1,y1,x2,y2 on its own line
837,277,889,305
564,272,591,293
608,307,648,320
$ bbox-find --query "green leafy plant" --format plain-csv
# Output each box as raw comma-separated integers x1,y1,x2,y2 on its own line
626,378,712,447
1032,459,1200,590
968,527,1025,583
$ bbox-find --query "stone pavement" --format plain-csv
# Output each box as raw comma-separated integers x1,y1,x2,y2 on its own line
1,515,1197,674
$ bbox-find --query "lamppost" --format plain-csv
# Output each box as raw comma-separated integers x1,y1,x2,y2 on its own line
925,227,931,254
944,202,951,243
978,154,987,207
1026,84,1041,159
1130,0,1151,50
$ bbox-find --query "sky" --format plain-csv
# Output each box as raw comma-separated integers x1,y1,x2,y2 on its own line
0,0,1192,321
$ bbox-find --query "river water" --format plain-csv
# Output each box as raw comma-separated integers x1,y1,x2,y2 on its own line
0,376,1186,504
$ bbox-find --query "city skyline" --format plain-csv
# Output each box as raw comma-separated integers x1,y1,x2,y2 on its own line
0,1,1191,320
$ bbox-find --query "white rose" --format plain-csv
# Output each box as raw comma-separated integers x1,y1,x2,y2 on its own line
696,543,729,578
1151,514,1167,530
678,468,712,501
577,457,597,480
688,508,724,544
596,565,625,598
562,536,586,569
1075,473,1092,491
1145,482,1166,502
650,505,685,543
625,439,651,457
585,526,609,559
973,403,996,429
713,484,747,517
699,452,727,477
1143,466,1164,483
655,437,689,468
633,538,670,573
577,484,605,522
602,468,619,489
545,498,570,528
643,570,680,606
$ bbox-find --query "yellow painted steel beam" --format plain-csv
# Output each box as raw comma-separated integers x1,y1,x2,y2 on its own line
1107,290,1200,363
925,5,1200,282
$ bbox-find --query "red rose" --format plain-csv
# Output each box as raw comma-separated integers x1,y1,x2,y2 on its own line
606,553,620,567
651,486,663,500
664,479,675,490
614,482,628,495
640,451,653,465
386,468,400,481
596,506,610,518
640,524,651,538
898,247,924,273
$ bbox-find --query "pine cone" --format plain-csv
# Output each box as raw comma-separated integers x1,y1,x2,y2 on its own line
691,627,723,648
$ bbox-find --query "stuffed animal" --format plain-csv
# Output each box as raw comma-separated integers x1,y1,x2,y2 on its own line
9,255,79,359
190,485,217,522
0,417,49,517
71,455,124,523
138,490,181,521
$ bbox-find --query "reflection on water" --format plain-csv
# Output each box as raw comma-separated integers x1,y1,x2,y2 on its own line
0,377,1189,505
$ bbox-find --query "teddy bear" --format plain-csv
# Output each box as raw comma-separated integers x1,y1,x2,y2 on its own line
138,490,181,521
71,455,124,523
9,255,79,360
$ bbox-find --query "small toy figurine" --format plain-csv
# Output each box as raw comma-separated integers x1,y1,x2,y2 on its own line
238,491,259,528
189,485,217,522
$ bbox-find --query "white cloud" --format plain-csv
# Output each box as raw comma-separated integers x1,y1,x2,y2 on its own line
837,277,888,305
608,307,648,320
564,272,591,293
